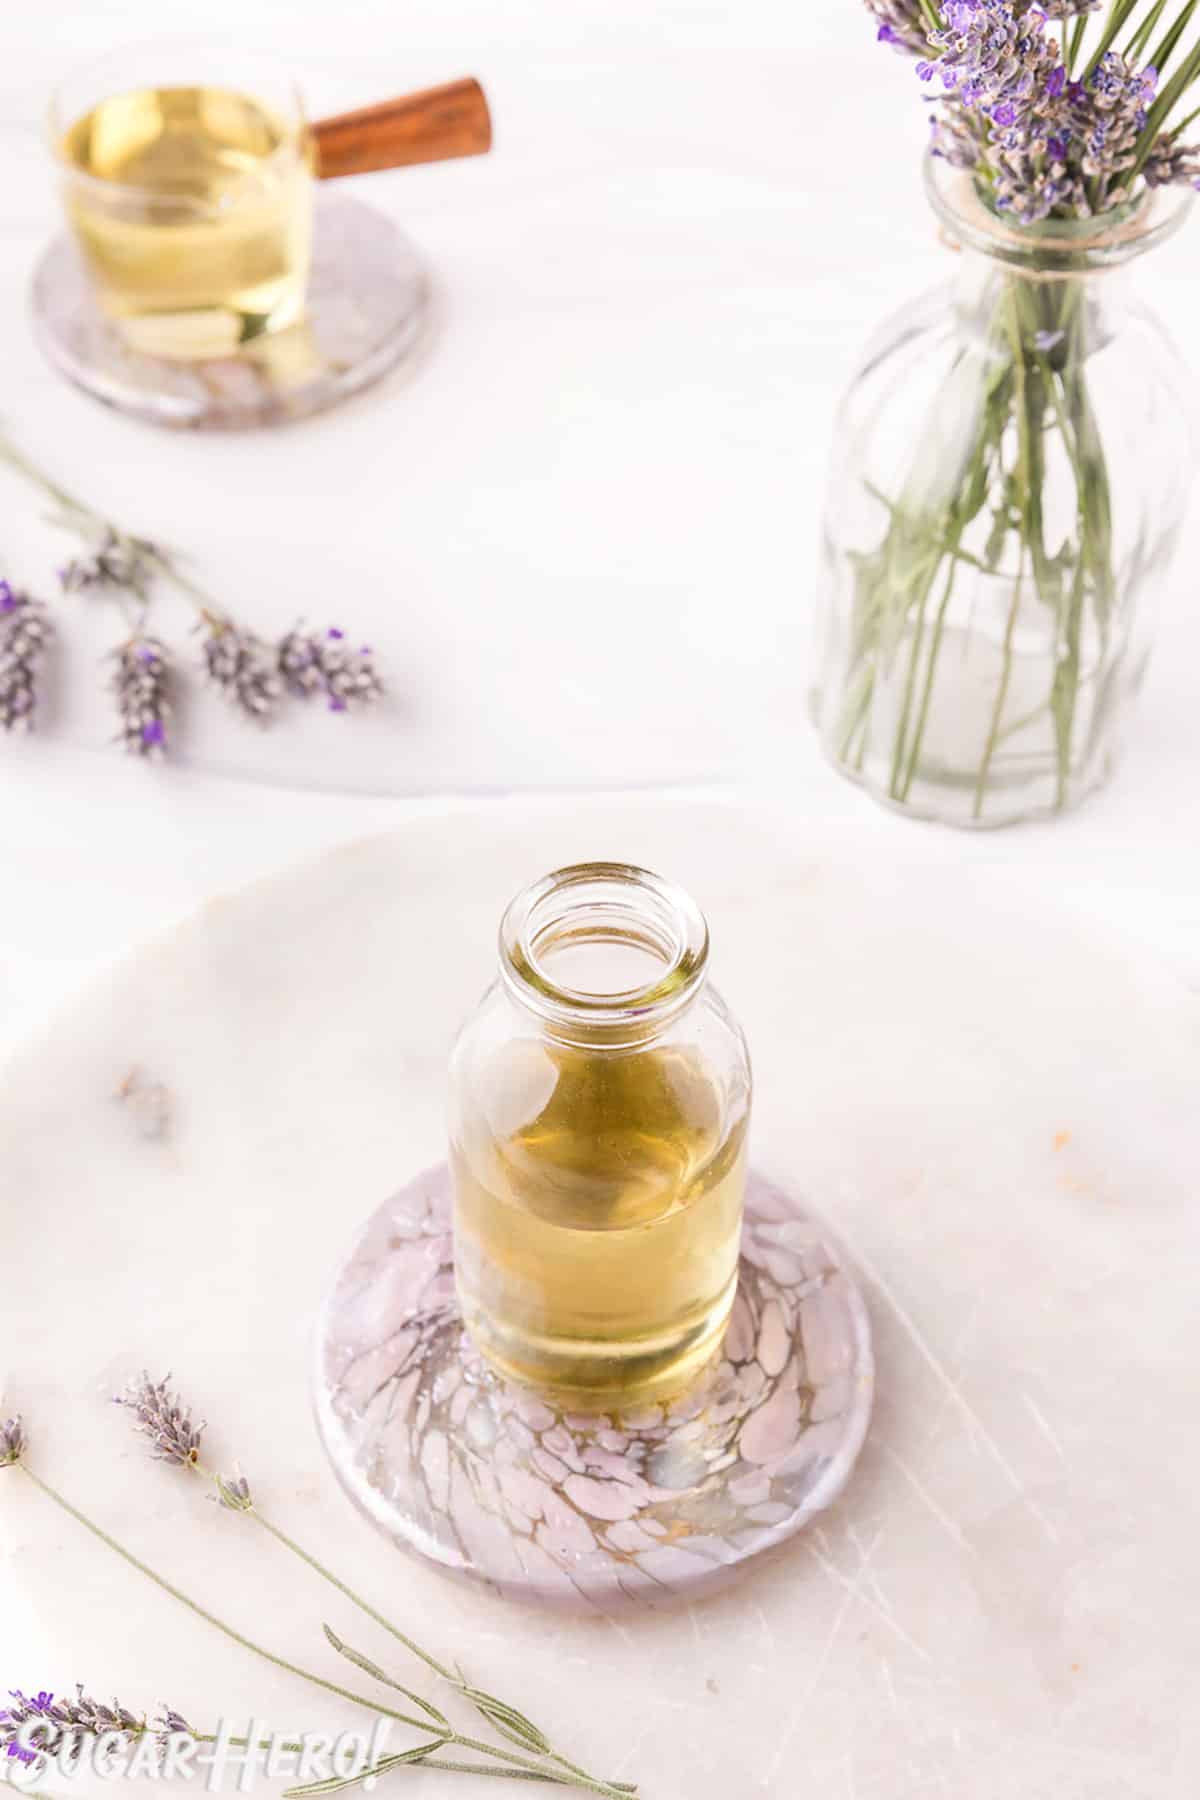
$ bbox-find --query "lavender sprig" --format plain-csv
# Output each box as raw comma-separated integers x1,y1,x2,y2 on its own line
114,1372,205,1468
199,617,283,725
0,1688,192,1773
866,0,933,55
214,1471,253,1513
0,584,52,734
0,435,386,747
112,637,172,758
59,526,158,599
1145,127,1200,180
278,626,384,713
0,1415,25,1467
874,1,1200,218
113,1375,637,1798
4,1396,639,1797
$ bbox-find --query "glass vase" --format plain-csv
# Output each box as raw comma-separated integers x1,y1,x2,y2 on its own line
811,156,1197,827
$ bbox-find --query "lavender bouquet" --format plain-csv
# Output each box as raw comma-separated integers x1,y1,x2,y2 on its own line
812,2,1200,825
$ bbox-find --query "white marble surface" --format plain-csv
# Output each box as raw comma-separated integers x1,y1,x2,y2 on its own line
1,3,1200,1794
2,804,1199,1800
0,1,1198,797
2,0,1199,1064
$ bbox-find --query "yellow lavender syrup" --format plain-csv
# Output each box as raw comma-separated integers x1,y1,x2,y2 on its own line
449,864,752,1409
58,83,312,360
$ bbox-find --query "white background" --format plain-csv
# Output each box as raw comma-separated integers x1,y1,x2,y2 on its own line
2,6,1200,1792
2,0,1200,1059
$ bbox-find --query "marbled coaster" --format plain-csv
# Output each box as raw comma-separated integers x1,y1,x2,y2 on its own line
314,1165,874,1608
31,193,431,431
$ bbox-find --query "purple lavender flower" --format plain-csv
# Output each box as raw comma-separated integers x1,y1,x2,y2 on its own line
1145,133,1200,190
215,1470,253,1512
200,616,282,724
156,1708,196,1748
0,1415,24,1467
928,2,1061,118
278,625,384,713
0,589,51,733
0,1687,184,1774
864,0,930,58
1068,52,1160,205
114,1371,205,1468
918,1,1169,223
931,106,987,170
59,528,157,598
111,636,171,760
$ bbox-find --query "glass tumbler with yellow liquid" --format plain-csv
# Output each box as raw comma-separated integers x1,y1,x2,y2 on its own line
51,48,313,361
449,863,752,1410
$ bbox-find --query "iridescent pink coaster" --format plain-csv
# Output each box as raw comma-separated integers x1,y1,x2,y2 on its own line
31,193,430,431
314,1166,874,1608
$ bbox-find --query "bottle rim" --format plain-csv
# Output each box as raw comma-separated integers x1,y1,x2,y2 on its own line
499,861,710,1037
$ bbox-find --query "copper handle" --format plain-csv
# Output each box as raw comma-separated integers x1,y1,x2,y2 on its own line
312,77,492,179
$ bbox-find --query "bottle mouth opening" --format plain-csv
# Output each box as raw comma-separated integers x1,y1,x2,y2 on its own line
925,152,1193,275
499,862,709,1037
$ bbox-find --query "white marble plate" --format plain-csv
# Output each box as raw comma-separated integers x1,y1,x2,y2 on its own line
1,800,1197,1799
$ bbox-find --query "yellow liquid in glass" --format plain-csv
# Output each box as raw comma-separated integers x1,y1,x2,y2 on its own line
61,86,313,360
453,1043,746,1408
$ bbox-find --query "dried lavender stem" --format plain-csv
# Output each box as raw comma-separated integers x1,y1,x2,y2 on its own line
245,1509,452,1682
18,1467,619,1796
150,556,222,617
286,1760,560,1793
17,1467,431,1732
0,439,90,526
215,1494,635,1796
196,1735,564,1785
0,433,218,618
196,1736,307,1753
370,1765,556,1785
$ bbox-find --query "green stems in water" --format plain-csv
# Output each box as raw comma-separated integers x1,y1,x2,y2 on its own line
833,266,1121,821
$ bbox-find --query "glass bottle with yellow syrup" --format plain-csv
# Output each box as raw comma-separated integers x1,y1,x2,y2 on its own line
51,49,313,361
449,864,752,1410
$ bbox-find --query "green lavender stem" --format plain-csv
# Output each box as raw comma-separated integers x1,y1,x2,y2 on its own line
18,1467,621,1796
248,1511,453,1681
186,1736,562,1789
835,255,1118,820
897,546,961,804
968,282,1038,819
0,434,216,619
974,549,1025,819
224,1489,636,1797
18,1468,432,1729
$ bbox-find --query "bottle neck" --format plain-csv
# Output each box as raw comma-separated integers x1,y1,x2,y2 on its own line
498,863,710,1050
